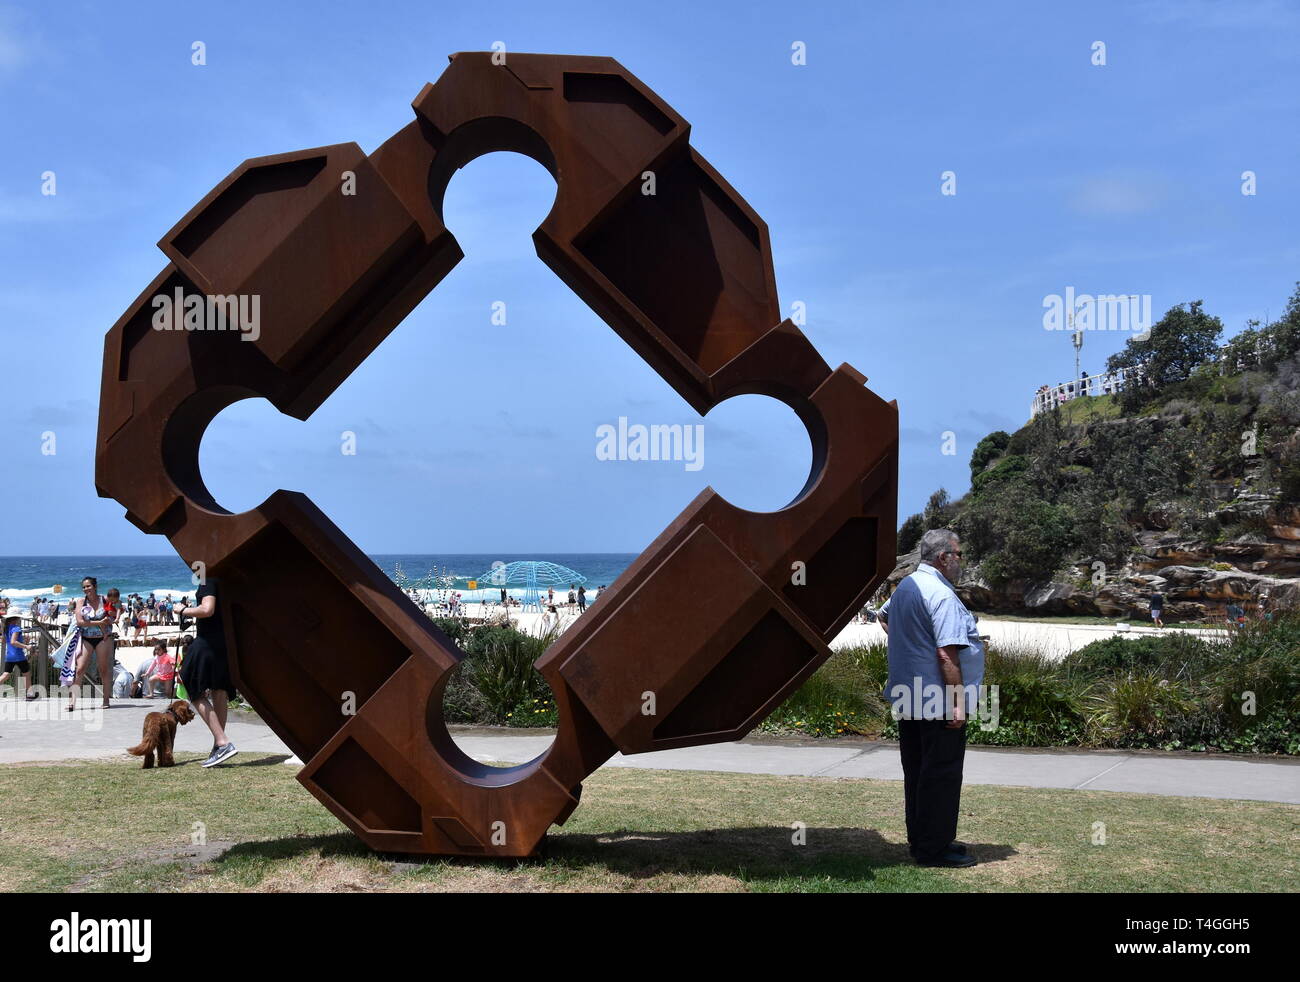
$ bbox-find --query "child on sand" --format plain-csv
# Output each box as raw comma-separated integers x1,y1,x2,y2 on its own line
142,641,176,698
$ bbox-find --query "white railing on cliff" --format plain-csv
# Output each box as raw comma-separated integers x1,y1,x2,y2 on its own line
1030,367,1140,417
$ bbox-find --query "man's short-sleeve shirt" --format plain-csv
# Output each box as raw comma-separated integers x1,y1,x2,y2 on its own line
881,563,985,718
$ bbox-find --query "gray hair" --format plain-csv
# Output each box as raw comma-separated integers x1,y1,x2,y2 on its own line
918,528,959,563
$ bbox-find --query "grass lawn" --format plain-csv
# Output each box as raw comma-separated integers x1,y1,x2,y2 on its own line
1,754,1293,893
1059,394,1123,425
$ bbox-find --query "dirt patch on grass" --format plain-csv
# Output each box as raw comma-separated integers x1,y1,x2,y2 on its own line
69,840,237,892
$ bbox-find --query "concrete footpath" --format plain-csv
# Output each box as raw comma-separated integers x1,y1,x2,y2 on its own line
1,698,1296,805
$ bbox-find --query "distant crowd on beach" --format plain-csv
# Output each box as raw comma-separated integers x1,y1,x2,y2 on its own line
0,581,197,709
20,591,184,632
405,582,608,629
2,574,241,768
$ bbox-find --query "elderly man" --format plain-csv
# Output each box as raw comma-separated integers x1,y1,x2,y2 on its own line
879,528,983,868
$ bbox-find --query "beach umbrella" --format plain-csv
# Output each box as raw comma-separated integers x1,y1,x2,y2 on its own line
477,561,587,609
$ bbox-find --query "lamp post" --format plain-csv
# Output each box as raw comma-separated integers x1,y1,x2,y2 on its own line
1072,326,1083,389
1071,295,1141,396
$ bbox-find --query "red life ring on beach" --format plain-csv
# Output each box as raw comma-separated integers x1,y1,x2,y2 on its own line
96,52,899,856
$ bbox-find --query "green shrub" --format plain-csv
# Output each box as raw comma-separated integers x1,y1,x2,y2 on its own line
761,644,890,738
1085,673,1198,747
441,661,488,723
970,454,1028,497
897,513,924,554
974,493,1076,584
428,623,561,726
1064,632,1218,680
966,643,1087,747
508,692,559,727
1065,617,1299,752
429,617,468,646
1065,635,1165,677
969,431,1011,481
467,625,556,724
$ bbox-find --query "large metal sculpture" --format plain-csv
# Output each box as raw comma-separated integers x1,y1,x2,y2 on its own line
96,53,899,857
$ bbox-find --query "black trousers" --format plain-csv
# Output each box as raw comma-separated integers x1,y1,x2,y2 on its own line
898,718,967,860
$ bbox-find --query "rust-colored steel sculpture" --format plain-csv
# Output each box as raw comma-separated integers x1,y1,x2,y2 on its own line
96,53,899,857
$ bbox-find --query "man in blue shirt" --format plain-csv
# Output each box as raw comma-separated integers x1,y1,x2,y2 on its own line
879,528,983,868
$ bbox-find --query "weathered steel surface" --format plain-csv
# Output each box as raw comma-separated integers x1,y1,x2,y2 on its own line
96,52,899,857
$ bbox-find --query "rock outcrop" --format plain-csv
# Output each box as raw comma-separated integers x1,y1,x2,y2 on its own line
887,520,1300,621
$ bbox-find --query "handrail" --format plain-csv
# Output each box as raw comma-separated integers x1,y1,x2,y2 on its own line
1030,367,1139,417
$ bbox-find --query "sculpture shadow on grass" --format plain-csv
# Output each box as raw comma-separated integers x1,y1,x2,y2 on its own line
209,827,1017,886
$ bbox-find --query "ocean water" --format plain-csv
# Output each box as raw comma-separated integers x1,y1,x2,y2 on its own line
0,553,637,612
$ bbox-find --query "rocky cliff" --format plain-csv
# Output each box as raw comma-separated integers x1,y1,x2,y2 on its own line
889,498,1300,619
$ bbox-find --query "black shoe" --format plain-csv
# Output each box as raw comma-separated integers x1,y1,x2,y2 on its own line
917,848,977,868
910,841,967,859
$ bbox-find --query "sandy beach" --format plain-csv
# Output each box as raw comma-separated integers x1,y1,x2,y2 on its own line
422,602,1229,659
29,602,1229,685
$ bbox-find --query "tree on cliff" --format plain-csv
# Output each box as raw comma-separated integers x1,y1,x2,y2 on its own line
897,487,958,554
1107,300,1224,411
969,431,1011,481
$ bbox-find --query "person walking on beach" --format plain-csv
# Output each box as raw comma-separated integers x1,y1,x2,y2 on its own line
1149,591,1164,630
178,579,238,767
68,576,117,711
577,585,586,613
878,529,981,869
567,585,576,612
0,611,37,699
131,600,148,642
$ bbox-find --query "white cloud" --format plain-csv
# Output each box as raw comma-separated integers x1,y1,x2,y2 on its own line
1069,175,1169,216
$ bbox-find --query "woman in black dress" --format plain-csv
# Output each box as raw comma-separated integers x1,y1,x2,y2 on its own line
179,579,238,767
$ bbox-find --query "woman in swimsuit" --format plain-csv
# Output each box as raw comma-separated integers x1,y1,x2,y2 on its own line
68,576,117,711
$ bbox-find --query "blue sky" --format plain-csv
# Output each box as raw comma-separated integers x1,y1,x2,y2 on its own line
1,0,1296,555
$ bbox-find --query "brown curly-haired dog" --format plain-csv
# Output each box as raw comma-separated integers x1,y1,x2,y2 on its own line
127,700,195,768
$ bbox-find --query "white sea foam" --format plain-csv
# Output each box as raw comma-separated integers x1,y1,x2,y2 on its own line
0,587,57,598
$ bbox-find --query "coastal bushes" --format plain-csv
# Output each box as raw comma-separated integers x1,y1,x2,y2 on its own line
432,615,1297,753
757,615,1299,754
760,643,889,737
435,620,558,727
